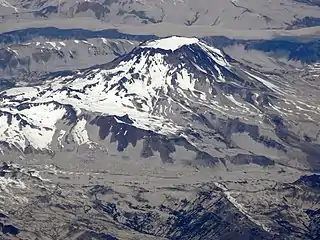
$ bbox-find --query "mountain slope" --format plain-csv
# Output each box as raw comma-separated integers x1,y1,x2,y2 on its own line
0,36,319,170
0,36,319,239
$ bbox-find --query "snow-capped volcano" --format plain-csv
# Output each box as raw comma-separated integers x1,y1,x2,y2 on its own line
0,36,318,171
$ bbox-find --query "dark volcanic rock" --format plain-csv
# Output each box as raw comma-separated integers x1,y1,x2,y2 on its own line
0,27,157,45
77,231,119,240
90,114,219,164
295,174,320,190
0,223,20,236
203,36,320,63
229,154,275,166
288,17,320,29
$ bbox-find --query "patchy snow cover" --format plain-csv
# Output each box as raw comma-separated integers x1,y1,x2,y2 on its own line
0,177,26,192
244,70,284,95
0,103,66,150
0,112,33,151
46,42,57,49
0,36,285,152
224,94,243,107
141,36,199,51
7,47,18,55
199,42,230,67
101,38,108,44
215,182,271,233
0,0,18,12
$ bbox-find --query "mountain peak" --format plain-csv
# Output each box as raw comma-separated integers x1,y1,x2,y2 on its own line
140,36,199,51
0,35,298,155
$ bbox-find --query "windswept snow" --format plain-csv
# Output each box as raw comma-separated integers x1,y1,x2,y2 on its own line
141,36,199,51
199,42,230,67
244,70,284,94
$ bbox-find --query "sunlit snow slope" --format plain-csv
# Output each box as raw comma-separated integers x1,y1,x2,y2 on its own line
0,36,318,171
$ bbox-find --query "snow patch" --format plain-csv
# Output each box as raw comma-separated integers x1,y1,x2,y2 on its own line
225,94,242,107
57,130,66,148
7,47,18,55
101,38,108,44
215,182,271,233
199,42,230,67
141,36,199,51
0,0,18,12
71,118,91,145
0,177,26,193
245,70,284,95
